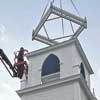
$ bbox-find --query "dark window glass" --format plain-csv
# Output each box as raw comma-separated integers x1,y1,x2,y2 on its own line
41,54,60,76
80,63,85,79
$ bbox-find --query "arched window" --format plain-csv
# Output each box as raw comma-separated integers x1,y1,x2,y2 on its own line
80,63,85,79
41,54,60,76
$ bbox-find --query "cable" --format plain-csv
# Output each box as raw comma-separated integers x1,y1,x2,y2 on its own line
70,0,80,16
70,20,74,34
41,0,50,19
60,0,64,36
40,0,55,40
43,25,50,39
52,0,55,4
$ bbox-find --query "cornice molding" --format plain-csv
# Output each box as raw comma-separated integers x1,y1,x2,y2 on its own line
17,74,95,100
17,74,80,96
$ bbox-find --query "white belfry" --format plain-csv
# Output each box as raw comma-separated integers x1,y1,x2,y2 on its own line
17,2,97,100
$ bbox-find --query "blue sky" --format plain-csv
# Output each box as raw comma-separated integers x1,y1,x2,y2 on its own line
0,0,100,100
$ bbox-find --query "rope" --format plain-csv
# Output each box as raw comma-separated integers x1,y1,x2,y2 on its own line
70,0,80,16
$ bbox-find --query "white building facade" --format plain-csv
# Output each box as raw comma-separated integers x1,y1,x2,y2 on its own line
17,38,96,100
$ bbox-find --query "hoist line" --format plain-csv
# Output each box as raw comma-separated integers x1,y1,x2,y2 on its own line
43,25,50,39
70,0,80,16
60,0,65,36
41,0,55,19
70,20,74,34
40,0,51,19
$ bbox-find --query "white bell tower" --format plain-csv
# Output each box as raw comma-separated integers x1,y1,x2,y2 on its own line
17,1,97,100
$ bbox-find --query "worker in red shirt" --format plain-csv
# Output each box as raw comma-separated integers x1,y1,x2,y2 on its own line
14,47,28,79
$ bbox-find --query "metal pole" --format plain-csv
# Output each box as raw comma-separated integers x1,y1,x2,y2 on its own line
0,58,13,77
72,26,85,38
33,34,57,46
32,8,51,38
51,5,87,28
